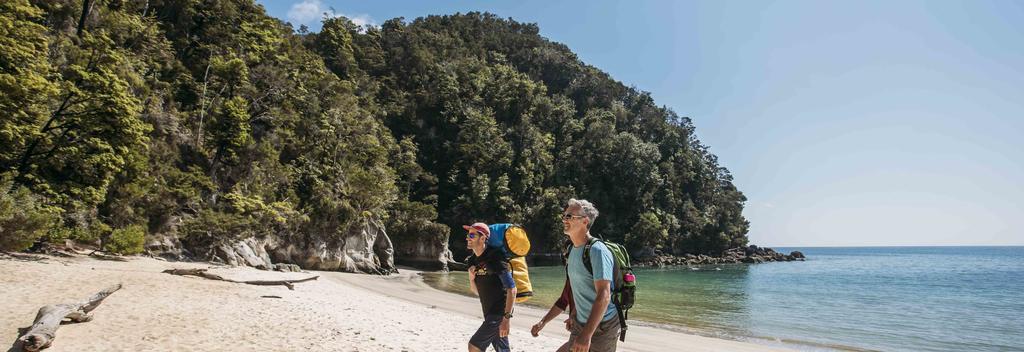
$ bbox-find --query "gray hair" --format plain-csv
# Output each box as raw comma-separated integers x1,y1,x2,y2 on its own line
568,198,599,229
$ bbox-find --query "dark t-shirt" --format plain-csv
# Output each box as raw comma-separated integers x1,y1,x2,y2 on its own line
471,251,513,316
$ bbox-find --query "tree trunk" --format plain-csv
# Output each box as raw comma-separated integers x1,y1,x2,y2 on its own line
76,0,93,38
15,284,122,352
162,268,318,290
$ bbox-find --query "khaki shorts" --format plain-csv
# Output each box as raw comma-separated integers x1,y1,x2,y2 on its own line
564,315,620,352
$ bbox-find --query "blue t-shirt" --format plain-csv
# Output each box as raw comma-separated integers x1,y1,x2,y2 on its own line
567,240,617,323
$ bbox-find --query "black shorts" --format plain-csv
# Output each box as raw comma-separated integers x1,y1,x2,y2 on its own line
469,314,510,352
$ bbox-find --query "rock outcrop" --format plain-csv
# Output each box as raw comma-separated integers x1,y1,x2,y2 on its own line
144,233,188,261
391,228,460,271
216,237,275,269
635,245,806,267
148,217,399,275
269,217,397,275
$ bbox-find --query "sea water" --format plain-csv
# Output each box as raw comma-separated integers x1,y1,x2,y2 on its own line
422,246,1024,351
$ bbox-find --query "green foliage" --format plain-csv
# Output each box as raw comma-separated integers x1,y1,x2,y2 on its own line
0,0,58,172
316,17,360,80
0,183,60,251
386,199,450,245
62,221,109,245
626,211,668,250
1,2,749,259
179,209,254,249
347,12,751,255
210,96,252,162
2,4,149,211
104,224,145,255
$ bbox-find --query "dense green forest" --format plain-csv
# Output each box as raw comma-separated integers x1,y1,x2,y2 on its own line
0,0,749,261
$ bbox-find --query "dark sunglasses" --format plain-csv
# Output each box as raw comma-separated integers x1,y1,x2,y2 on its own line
562,214,586,221
466,231,483,239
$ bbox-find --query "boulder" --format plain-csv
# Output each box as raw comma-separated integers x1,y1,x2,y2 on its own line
145,233,188,261
745,245,758,256
790,251,805,259
273,263,302,272
217,237,275,269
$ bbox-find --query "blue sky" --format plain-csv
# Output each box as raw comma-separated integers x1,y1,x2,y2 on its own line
257,0,1024,247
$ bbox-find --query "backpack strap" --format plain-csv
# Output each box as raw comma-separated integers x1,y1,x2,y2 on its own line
617,303,628,342
576,237,629,341
581,237,599,275
584,237,629,341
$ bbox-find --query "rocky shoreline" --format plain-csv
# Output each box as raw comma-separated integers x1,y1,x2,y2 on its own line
635,245,805,267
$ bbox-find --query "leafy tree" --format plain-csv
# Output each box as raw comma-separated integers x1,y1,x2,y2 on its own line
0,0,58,176
2,1,750,262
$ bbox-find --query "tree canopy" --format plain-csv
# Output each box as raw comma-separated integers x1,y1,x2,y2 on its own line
1,0,748,258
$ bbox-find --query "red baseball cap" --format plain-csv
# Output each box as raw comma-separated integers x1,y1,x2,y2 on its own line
462,222,490,236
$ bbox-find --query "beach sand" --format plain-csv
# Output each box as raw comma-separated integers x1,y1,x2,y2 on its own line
1,253,792,351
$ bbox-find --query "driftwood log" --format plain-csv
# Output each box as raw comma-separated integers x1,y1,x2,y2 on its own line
15,284,122,352
162,268,318,290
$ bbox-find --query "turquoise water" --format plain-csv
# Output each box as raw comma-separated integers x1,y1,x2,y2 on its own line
422,246,1024,351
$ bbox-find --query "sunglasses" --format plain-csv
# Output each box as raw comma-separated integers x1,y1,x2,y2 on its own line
562,214,586,221
466,231,484,239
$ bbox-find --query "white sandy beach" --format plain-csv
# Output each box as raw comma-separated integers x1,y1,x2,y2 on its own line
1,253,792,351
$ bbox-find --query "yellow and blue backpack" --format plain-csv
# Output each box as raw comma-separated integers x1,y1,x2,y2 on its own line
485,223,533,303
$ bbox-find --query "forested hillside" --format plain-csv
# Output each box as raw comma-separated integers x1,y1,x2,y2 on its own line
1,0,749,267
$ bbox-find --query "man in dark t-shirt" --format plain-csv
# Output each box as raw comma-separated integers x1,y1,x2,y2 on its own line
464,222,517,352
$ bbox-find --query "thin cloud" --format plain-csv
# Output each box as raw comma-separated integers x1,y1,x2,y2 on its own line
287,0,376,29
347,14,375,28
287,0,322,24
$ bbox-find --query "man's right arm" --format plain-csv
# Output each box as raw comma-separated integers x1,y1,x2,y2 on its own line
468,265,478,295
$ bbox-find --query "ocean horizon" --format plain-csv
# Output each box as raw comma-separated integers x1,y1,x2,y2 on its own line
424,246,1024,351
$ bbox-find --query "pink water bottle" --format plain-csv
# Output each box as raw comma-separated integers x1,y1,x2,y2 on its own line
624,272,635,283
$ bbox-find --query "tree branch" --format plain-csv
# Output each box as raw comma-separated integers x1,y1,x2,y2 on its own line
14,284,122,352
162,268,318,290
76,0,94,38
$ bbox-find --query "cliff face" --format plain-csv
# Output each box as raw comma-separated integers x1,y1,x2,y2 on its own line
146,217,456,274
391,230,459,271
237,219,397,274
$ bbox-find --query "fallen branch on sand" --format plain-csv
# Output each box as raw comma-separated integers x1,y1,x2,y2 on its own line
87,251,128,262
161,268,318,290
15,284,123,352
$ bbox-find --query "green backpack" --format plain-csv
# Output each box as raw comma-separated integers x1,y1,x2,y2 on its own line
573,237,637,342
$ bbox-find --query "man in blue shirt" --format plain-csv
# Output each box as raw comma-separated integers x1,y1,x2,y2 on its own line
562,199,619,352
